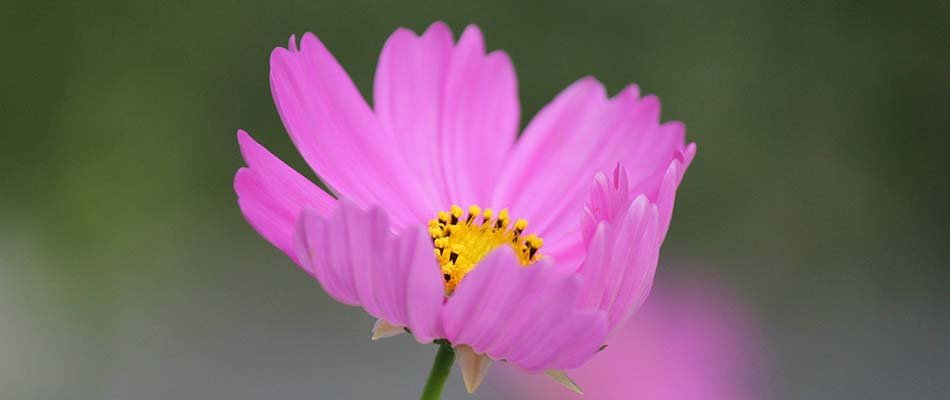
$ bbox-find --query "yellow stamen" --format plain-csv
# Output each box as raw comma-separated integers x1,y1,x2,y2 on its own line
430,204,544,293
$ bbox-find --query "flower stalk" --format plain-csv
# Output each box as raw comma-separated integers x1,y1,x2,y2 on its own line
420,340,456,400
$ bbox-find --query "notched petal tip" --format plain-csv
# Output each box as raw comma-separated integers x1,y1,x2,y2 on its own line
576,75,607,96
232,167,253,194
680,142,698,165
611,162,629,191
424,20,452,38
288,34,298,52
617,83,641,101
545,370,584,394
235,129,258,164
458,24,486,53
456,345,492,394
371,319,406,341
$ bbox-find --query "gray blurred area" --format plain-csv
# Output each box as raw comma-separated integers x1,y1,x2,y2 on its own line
1,0,948,399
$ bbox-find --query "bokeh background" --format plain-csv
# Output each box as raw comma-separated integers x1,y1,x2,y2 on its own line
2,1,947,399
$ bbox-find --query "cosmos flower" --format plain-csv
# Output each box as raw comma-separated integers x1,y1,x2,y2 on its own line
492,275,767,400
234,21,695,395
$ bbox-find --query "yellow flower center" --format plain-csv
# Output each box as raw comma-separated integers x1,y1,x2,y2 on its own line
429,204,543,293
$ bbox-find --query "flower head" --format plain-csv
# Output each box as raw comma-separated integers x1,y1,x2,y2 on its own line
235,22,695,393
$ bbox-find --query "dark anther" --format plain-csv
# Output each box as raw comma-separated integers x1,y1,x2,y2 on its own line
449,252,459,263
528,247,538,259
495,220,503,229
443,273,452,281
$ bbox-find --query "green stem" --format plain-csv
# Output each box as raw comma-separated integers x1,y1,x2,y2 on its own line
419,340,456,400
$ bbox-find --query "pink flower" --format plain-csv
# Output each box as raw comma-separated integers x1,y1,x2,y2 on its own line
234,21,695,393
492,275,767,399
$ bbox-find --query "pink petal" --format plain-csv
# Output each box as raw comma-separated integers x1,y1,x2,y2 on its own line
575,195,661,334
234,130,336,263
439,25,520,205
270,33,427,227
655,142,697,242
442,249,608,372
581,163,631,246
624,139,696,245
294,200,444,343
373,23,454,210
374,23,519,207
493,78,691,256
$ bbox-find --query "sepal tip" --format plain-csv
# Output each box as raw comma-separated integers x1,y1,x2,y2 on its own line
371,319,405,341
456,345,492,393
546,370,583,394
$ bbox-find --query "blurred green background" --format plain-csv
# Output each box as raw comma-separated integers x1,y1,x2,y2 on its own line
1,0,947,399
